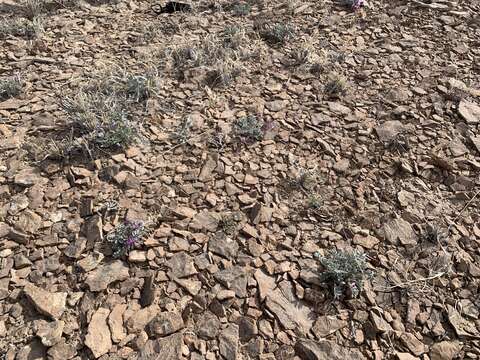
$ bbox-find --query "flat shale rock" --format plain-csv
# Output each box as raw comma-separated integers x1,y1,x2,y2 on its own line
85,308,112,358
167,252,197,278
209,232,239,259
219,323,240,360
196,311,221,339
375,120,405,142
383,218,417,246
47,339,76,360
429,341,462,360
265,288,315,336
126,304,160,333
85,260,130,291
108,304,127,343
295,339,366,360
140,332,184,360
148,311,185,337
312,316,348,338
458,100,480,124
254,269,276,301
24,283,67,320
35,320,64,346
214,266,248,298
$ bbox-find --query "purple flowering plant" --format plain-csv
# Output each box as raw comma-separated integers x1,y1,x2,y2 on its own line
106,220,145,258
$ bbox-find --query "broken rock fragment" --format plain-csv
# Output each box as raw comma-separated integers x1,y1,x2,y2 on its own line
24,283,67,320
85,260,129,291
85,308,112,358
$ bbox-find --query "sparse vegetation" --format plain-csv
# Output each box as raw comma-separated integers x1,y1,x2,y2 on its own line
0,75,23,101
22,0,45,20
219,214,236,235
318,250,371,300
171,117,193,144
106,220,145,258
63,92,138,151
232,2,251,16
256,22,294,46
233,115,265,143
0,17,44,39
324,73,347,98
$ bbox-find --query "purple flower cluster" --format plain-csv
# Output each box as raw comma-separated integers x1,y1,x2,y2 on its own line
106,219,145,258
352,0,366,11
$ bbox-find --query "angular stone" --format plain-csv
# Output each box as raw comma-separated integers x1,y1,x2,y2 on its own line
47,339,76,360
312,316,348,339
24,283,67,320
16,339,46,360
209,233,239,259
174,277,202,296
167,252,197,278
400,332,426,356
15,210,42,234
85,308,112,358
219,323,239,360
196,312,220,340
148,312,185,337
375,120,405,142
429,341,462,360
63,237,87,259
190,211,219,232
383,218,417,246
126,304,160,333
458,100,480,124
254,269,276,301
82,215,103,249
108,304,127,343
238,316,258,343
265,288,315,336
139,332,184,360
447,305,479,337
295,339,366,360
35,320,64,346
140,273,156,307
85,260,129,291
214,267,248,298
14,168,46,187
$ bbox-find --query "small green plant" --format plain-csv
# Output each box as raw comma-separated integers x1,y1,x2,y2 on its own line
106,220,145,258
317,250,371,300
0,17,43,39
22,0,45,20
233,115,265,143
0,75,23,101
232,2,251,16
307,194,321,209
63,92,139,150
219,215,236,235
324,73,347,98
87,67,159,103
171,117,193,144
257,22,294,46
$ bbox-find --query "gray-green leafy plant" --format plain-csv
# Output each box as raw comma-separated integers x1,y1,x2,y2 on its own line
0,75,23,101
257,22,294,46
0,17,43,39
233,115,265,143
317,250,371,299
232,2,251,16
63,92,139,151
106,220,145,258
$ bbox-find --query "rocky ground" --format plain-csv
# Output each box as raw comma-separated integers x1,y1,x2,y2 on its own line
1,0,480,359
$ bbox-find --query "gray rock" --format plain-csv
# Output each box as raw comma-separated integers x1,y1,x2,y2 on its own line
126,305,160,333
167,252,197,278
140,332,184,360
312,316,348,339
383,218,417,246
47,339,76,360
148,312,185,337
85,260,129,291
196,312,220,339
214,267,248,298
209,232,239,259
458,100,480,124
295,339,366,360
219,323,240,360
265,288,314,336
238,316,258,343
375,120,405,142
